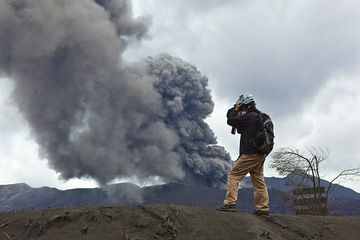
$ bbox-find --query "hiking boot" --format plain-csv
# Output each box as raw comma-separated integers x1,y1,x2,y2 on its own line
216,204,237,212
252,210,269,216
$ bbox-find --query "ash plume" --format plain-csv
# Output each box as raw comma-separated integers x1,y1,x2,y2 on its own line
0,0,232,188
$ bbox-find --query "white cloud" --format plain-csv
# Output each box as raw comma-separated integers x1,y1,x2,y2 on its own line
2,0,360,192
0,131,98,190
264,70,360,186
128,0,360,192
295,72,360,169
129,0,360,116
0,77,98,190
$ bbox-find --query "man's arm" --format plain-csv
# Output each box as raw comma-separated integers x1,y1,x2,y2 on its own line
227,107,246,126
227,111,251,131
227,107,238,118
227,107,238,135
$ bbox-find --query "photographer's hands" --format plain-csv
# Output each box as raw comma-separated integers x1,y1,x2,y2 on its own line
230,100,243,135
235,101,242,112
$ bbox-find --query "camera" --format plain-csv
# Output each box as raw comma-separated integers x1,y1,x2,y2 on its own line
230,102,243,135
231,126,237,135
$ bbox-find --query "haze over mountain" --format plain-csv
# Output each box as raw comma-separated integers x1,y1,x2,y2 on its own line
1,175,359,216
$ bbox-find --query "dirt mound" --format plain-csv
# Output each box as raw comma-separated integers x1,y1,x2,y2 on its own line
0,204,359,240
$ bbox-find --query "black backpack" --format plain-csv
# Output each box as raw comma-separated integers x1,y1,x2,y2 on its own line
252,111,274,155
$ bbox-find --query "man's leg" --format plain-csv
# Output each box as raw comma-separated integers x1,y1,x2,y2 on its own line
224,154,261,206
249,154,269,212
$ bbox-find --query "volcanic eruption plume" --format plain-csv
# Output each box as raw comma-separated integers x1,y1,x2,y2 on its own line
0,0,232,188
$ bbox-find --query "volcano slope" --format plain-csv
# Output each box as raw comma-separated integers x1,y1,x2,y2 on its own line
0,204,359,240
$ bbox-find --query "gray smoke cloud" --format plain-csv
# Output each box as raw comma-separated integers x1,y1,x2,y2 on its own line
0,0,232,188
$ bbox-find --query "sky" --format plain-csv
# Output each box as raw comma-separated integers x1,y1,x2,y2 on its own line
1,0,360,191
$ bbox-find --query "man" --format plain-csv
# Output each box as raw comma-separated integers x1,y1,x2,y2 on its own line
217,93,270,216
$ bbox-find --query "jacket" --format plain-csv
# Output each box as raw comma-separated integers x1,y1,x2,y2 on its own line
227,106,262,156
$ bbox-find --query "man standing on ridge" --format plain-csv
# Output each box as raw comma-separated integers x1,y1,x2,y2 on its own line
217,93,273,216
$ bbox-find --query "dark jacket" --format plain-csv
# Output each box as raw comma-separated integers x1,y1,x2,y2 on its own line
227,106,262,156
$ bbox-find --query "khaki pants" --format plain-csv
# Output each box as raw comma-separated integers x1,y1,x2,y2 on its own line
223,153,269,212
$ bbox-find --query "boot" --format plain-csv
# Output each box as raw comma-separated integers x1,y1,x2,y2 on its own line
216,204,237,212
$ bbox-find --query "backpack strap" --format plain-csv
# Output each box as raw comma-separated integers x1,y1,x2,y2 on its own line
258,111,272,129
263,118,271,128
256,110,265,130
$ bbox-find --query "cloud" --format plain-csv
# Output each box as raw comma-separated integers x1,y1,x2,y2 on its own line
294,72,360,169
1,0,360,192
0,0,231,189
128,0,360,191
129,0,360,116
0,78,23,145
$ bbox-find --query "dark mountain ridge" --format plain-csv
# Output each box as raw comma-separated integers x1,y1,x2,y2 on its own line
1,176,359,215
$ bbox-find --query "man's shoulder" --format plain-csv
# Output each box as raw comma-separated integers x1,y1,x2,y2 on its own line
255,109,271,119
260,112,271,120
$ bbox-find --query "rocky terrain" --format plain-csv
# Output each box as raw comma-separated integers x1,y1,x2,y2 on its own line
1,204,360,240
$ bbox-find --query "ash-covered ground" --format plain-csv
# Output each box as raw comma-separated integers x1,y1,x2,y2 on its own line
1,204,359,240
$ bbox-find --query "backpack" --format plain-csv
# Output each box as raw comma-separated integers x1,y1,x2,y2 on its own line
252,111,274,155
